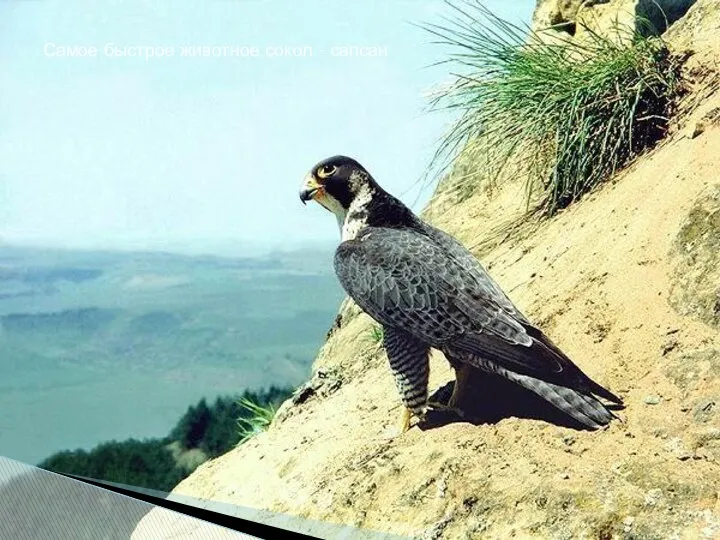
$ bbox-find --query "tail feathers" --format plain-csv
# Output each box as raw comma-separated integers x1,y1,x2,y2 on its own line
454,329,623,407
500,368,617,429
528,328,623,405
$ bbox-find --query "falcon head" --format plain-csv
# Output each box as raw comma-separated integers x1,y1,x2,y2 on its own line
299,155,377,217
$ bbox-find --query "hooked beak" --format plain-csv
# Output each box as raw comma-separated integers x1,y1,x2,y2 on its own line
299,173,323,205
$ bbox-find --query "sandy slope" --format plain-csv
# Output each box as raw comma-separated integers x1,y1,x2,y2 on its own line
134,4,720,538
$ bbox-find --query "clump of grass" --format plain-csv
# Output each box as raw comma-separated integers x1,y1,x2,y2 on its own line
369,325,384,344
236,397,277,445
424,1,683,215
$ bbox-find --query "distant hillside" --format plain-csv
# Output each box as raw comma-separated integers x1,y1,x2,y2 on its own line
0,245,343,465
38,387,292,492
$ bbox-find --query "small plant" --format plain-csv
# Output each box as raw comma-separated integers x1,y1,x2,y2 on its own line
369,325,384,344
236,397,277,446
424,0,683,215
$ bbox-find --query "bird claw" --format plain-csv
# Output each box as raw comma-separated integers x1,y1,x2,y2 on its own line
374,406,412,441
427,400,466,419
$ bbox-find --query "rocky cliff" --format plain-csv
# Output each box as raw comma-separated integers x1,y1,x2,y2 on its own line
135,2,720,538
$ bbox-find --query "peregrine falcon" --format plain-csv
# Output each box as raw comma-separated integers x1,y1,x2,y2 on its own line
299,155,622,436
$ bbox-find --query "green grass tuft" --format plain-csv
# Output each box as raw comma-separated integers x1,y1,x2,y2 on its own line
369,325,384,344
236,397,277,445
424,1,683,215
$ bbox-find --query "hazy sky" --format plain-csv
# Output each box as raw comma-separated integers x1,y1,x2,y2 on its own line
0,0,535,255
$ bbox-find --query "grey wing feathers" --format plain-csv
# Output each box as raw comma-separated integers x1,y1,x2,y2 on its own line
334,226,621,405
420,223,530,324
334,227,530,347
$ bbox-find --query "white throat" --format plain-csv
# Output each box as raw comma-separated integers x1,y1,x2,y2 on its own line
340,185,373,242
315,171,375,243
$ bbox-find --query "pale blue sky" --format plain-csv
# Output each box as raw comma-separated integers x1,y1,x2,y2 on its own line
0,0,535,255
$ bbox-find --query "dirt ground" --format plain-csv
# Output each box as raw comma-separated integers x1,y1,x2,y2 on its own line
134,3,720,538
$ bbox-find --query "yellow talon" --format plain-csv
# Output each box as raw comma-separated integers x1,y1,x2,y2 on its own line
378,406,413,440
428,364,471,419
398,406,412,433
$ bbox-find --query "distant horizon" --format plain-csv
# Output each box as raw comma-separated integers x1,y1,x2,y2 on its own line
0,236,338,259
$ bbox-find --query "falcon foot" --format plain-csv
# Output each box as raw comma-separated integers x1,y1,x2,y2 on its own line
427,400,466,419
376,406,412,441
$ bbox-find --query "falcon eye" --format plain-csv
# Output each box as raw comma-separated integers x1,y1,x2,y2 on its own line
317,164,337,179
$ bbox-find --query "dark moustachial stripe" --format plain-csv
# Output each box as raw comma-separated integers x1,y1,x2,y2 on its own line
325,177,355,209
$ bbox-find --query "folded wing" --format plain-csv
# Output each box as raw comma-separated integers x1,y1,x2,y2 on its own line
334,226,621,404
